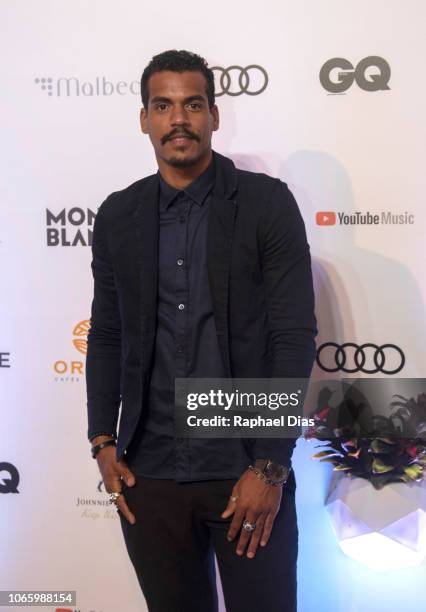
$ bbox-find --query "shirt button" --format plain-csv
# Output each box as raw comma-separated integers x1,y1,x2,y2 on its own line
177,345,184,353
177,258,184,266
178,303,185,310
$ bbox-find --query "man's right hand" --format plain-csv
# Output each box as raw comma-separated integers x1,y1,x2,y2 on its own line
92,436,136,525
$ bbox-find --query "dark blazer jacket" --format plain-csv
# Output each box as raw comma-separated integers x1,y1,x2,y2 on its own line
86,150,317,467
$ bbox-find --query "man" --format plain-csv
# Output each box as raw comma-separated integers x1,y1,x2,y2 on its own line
86,49,317,612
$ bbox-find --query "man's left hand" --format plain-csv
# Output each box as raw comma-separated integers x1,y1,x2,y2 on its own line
221,469,282,559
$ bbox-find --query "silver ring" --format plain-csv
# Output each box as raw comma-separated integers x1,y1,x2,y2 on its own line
108,491,122,505
230,495,238,502
242,519,256,532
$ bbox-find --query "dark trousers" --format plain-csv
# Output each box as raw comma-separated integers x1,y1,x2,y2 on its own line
119,476,298,612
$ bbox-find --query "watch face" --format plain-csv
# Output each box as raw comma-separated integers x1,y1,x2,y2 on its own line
265,462,285,479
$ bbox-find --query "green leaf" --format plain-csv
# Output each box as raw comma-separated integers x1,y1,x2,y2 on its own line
372,458,395,474
369,439,395,454
375,437,396,445
333,464,353,471
404,464,424,480
312,450,341,459
391,394,409,402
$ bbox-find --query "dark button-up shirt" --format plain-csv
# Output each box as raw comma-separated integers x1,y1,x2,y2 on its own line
125,155,251,481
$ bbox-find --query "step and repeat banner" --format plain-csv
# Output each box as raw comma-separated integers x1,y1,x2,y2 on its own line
1,2,425,611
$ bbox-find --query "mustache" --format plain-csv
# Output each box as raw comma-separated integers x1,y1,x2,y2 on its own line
161,129,200,145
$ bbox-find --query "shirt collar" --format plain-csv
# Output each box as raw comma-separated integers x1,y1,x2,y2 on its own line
158,155,216,210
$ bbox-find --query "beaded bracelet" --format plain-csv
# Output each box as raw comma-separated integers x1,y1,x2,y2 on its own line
248,464,287,487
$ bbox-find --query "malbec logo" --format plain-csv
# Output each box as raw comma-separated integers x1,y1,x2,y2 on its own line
35,75,140,98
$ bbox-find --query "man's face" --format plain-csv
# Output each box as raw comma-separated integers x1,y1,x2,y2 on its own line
140,70,219,168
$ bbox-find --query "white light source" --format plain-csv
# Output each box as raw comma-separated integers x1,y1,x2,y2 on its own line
326,475,426,571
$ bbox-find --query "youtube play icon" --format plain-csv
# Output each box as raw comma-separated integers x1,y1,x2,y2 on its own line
316,211,336,226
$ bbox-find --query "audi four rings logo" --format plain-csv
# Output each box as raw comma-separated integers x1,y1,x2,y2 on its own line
316,343,405,374
319,56,391,93
211,65,268,96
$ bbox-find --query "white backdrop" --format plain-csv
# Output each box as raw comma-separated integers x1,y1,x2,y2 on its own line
1,2,426,611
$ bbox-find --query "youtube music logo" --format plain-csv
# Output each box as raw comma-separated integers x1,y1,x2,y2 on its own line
315,210,414,226
316,211,336,226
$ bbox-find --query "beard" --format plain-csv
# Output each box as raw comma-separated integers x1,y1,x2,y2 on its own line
166,155,199,168
165,148,204,168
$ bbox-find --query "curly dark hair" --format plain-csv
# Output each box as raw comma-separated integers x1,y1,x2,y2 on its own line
140,49,215,109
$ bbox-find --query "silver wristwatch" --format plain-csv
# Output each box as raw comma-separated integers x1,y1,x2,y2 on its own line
253,459,291,486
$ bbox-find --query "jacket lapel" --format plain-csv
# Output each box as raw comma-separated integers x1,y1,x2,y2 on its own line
133,174,160,372
207,152,239,376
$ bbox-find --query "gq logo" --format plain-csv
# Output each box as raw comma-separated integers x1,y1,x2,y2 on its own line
0,462,20,493
320,56,391,93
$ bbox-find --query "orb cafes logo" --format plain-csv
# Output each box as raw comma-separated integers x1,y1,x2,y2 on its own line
319,56,391,94
53,320,90,382
35,75,140,97
46,207,96,247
